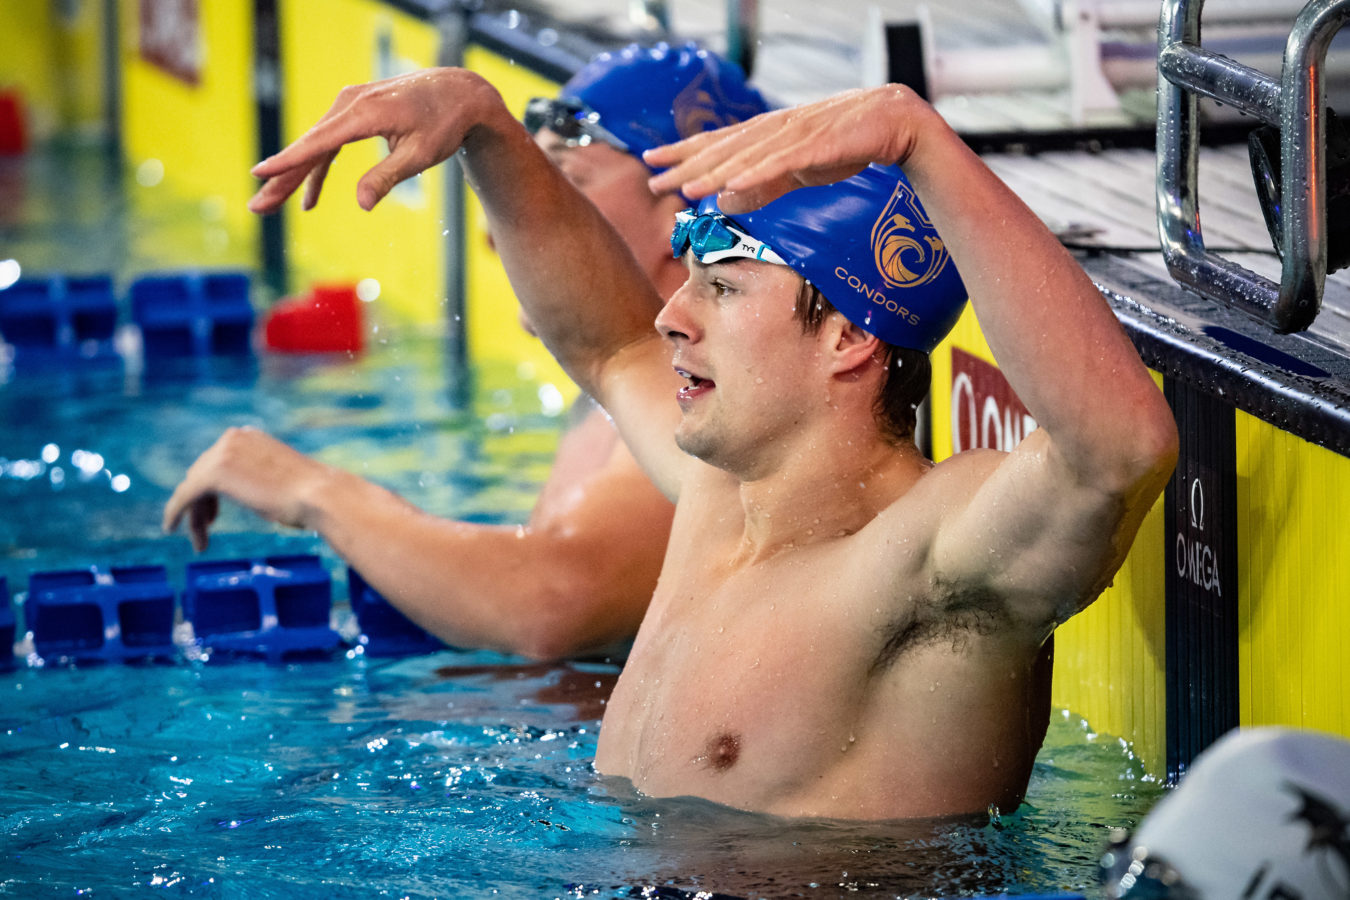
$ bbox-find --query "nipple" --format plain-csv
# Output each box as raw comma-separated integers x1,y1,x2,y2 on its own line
700,733,741,772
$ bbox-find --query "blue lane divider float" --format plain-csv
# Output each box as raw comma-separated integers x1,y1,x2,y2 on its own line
25,564,177,662
182,555,341,660
0,274,119,364
130,271,254,357
0,576,14,668
5,556,455,666
348,567,446,657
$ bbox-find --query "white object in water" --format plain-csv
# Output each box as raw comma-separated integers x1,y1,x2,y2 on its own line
1107,727,1350,899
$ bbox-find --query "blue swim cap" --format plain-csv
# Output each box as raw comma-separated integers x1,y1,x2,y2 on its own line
698,165,968,353
561,42,770,160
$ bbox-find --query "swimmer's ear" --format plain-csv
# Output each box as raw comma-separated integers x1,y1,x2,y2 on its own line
825,313,882,376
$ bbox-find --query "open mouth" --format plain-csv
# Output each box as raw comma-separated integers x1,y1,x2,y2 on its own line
675,367,714,399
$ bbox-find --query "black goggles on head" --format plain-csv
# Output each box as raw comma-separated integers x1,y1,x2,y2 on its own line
523,97,630,152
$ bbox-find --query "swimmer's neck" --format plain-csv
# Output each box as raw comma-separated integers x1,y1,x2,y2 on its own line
732,437,928,561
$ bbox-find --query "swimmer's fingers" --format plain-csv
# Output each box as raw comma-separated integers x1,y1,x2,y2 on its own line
251,82,378,182
248,86,375,214
351,135,445,211
249,163,318,214
644,114,783,198
250,69,500,213
187,495,220,553
301,151,338,211
162,481,218,553
647,88,925,213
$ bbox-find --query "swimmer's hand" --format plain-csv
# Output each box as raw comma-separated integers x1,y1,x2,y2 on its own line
643,85,936,215
162,427,330,552
248,67,508,214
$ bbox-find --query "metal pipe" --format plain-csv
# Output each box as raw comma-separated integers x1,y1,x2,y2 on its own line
628,0,669,32
1156,0,1204,265
1155,0,1350,333
726,0,759,76
1155,42,1281,125
1274,0,1350,331
437,5,471,407
1100,0,1315,29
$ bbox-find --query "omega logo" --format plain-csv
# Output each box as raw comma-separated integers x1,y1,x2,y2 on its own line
1176,476,1221,595
1190,478,1205,530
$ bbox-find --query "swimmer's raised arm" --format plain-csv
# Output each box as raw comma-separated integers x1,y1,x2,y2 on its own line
649,86,1178,625
249,67,696,499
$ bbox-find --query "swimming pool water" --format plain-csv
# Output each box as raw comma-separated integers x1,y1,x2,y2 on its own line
1,649,1159,899
0,334,1165,898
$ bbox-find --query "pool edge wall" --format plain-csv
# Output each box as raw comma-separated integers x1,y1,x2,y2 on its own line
4,0,108,143
111,1,587,400
119,0,260,255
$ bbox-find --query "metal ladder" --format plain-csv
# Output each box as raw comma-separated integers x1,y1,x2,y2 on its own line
1157,0,1350,333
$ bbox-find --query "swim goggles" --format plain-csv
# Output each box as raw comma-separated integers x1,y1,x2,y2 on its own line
670,209,788,266
523,97,630,152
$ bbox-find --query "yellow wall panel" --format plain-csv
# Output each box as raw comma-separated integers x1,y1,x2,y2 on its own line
2,0,106,141
2,2,59,139
1049,376,1168,776
1236,412,1350,738
460,45,575,400
278,0,443,325
120,0,258,246
930,310,1168,774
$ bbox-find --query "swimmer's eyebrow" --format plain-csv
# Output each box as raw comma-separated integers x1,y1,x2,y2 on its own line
685,256,772,275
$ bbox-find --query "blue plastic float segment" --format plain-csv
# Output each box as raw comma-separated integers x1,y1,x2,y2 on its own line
0,576,14,667
348,567,445,656
0,274,119,363
130,271,254,356
183,555,340,659
25,564,177,662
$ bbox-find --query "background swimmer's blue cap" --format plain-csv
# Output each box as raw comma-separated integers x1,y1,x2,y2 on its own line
697,164,968,353
562,42,770,162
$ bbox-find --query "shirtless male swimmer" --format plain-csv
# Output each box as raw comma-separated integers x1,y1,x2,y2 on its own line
163,45,768,661
168,61,1179,820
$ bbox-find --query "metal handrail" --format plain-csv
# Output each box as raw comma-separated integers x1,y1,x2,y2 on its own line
628,0,669,32
1156,0,1350,333
726,0,759,77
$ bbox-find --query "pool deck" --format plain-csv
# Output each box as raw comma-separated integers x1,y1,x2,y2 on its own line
508,1,1350,350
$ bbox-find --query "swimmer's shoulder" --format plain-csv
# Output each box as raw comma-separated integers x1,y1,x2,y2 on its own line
856,447,1009,548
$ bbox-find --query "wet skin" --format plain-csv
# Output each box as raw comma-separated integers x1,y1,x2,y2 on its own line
593,258,1053,819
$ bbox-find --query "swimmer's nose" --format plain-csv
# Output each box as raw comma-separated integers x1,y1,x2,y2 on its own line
655,278,697,343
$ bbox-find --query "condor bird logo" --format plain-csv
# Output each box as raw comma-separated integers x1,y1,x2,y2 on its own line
872,180,951,290
672,69,762,137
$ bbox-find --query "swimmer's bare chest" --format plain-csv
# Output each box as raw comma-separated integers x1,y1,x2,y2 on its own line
592,491,1051,819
